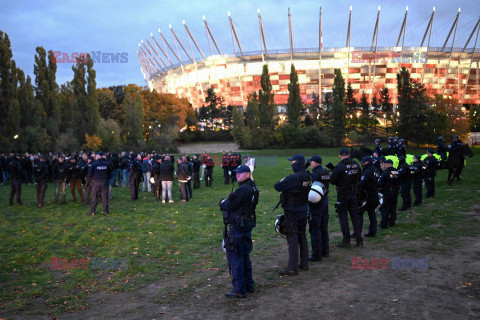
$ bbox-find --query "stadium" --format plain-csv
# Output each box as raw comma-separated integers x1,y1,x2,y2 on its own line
138,7,480,109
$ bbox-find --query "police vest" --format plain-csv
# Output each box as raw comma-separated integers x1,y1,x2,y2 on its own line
282,171,312,207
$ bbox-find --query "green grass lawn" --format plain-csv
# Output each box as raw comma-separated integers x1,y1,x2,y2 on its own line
1,147,479,315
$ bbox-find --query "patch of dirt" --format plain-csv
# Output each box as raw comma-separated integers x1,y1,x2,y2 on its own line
5,231,480,320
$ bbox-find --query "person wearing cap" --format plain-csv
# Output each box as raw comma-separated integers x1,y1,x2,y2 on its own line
330,148,363,247
396,139,406,157
437,137,447,165
8,154,23,206
424,149,438,199
451,134,463,151
221,151,230,185
274,154,311,275
128,153,142,201
67,157,84,203
385,137,395,156
220,164,259,298
411,155,423,206
34,155,49,207
306,155,330,261
358,156,379,237
397,155,412,211
378,159,400,229
53,156,69,204
82,156,94,205
86,152,112,216
374,139,383,157
204,155,215,187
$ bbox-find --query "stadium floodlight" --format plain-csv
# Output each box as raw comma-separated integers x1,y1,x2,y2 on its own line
406,6,408,11
169,24,172,29
350,6,352,11
433,6,435,11
182,20,185,24
228,11,231,17
458,7,461,13
378,6,381,11
203,15,206,20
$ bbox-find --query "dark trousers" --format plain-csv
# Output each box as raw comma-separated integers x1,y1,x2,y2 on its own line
193,172,200,189
380,192,396,228
83,179,93,204
360,206,377,235
205,173,213,187
336,192,362,243
129,173,140,200
230,167,237,183
226,236,254,296
179,182,188,201
400,180,411,210
186,180,192,199
223,167,230,184
91,181,109,213
9,178,22,205
55,179,66,203
412,178,422,205
425,176,435,198
284,210,309,271
35,179,47,206
309,199,329,258
154,180,162,200
70,178,84,202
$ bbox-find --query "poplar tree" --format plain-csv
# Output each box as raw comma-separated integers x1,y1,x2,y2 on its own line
286,64,303,127
331,68,346,140
258,64,277,130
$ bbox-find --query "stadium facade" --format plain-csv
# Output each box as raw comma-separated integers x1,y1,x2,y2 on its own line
138,7,480,109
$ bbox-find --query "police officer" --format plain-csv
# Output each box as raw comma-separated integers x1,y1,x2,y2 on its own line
396,139,406,157
451,134,463,150
68,157,84,202
34,155,49,207
411,155,423,206
374,139,383,157
219,165,259,298
274,154,311,275
397,155,412,211
151,155,162,201
358,156,379,237
86,152,111,216
424,149,438,199
378,159,400,229
128,153,142,201
221,151,230,185
307,155,330,261
437,137,447,165
205,155,214,187
385,137,395,156
330,148,363,247
8,154,23,206
192,154,201,189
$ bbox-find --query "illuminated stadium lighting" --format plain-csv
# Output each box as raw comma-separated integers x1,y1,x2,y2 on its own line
138,7,480,108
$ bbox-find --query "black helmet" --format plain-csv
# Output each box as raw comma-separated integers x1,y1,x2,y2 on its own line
438,136,443,140
375,139,380,143
454,135,459,139
394,136,399,140
388,137,393,141
399,138,404,143
275,215,287,236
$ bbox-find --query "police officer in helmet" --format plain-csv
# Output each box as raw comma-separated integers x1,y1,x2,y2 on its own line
220,165,259,298
306,155,330,261
378,159,400,229
374,139,383,157
424,149,438,198
330,148,363,247
274,154,311,275
358,156,379,237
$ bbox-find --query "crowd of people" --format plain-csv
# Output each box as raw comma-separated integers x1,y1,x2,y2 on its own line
1,150,252,215
219,135,466,298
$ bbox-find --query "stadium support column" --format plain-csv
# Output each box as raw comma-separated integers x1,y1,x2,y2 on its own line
169,24,193,105
421,7,435,83
396,7,408,61
146,39,166,70
442,8,461,97
462,17,480,104
184,21,206,105
152,33,173,67
346,6,352,84
370,6,381,101
229,11,245,108
318,7,323,102
258,9,267,63
288,8,293,63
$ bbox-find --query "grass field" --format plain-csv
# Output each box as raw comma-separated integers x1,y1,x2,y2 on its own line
1,146,479,317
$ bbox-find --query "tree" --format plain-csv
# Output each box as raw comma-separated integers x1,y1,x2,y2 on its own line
346,83,358,127
204,87,223,126
470,105,480,133
258,64,277,130
34,47,59,137
245,95,260,130
286,64,303,127
379,87,393,135
309,92,320,125
360,92,370,133
232,106,245,146
85,54,100,136
371,96,380,132
433,94,470,140
396,67,429,145
124,92,144,148
98,88,117,120
0,31,21,151
321,91,333,126
331,69,346,141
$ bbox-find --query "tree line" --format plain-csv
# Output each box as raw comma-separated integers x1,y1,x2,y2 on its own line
0,31,196,154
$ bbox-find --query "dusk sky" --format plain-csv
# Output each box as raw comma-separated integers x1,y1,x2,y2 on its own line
1,0,479,88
